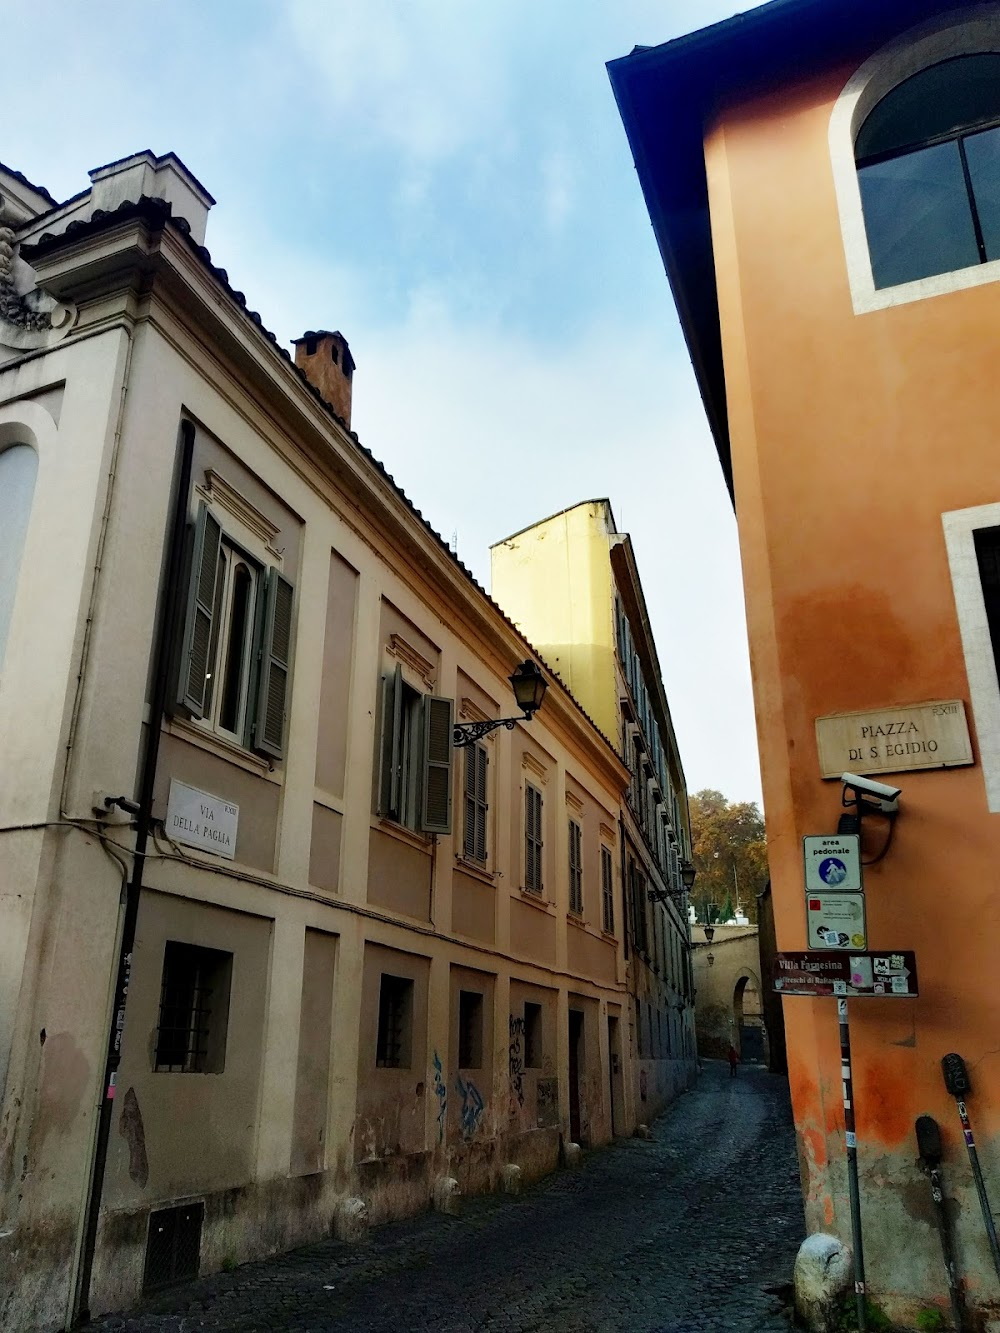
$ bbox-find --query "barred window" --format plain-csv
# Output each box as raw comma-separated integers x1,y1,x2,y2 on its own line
458,990,483,1069
155,942,232,1074
376,974,413,1068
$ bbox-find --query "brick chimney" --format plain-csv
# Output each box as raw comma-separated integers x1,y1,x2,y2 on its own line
292,330,355,428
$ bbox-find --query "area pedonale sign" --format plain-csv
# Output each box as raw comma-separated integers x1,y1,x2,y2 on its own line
774,951,918,998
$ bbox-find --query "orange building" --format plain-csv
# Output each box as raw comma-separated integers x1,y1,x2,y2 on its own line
612,1,1000,1323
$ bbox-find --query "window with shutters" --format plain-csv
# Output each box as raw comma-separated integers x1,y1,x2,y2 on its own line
377,662,453,835
176,502,293,759
601,846,615,934
568,818,583,915
463,743,489,864
524,783,544,894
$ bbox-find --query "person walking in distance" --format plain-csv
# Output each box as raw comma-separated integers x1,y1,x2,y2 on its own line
728,1044,740,1078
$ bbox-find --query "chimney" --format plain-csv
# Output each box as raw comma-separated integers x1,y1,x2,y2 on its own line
292,329,355,429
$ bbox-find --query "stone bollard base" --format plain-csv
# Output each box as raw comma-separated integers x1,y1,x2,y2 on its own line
334,1197,368,1242
563,1142,582,1168
634,1123,652,1140
433,1175,462,1215
500,1163,522,1195
793,1233,853,1333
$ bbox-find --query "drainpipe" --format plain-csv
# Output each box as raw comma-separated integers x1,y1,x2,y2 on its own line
74,419,195,1323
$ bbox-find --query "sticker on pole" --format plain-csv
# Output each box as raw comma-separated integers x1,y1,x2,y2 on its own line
806,892,867,949
774,951,918,998
803,834,862,892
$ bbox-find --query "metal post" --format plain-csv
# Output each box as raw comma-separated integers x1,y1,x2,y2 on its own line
838,998,867,1332
955,1098,1000,1284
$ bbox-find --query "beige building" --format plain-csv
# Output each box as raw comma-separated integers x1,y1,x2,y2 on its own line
492,500,697,1123
0,152,637,1331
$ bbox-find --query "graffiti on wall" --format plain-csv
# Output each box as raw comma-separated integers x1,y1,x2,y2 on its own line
508,1014,525,1107
432,1051,447,1144
456,1074,485,1137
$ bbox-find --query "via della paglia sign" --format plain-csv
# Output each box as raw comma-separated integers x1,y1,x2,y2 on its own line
166,779,239,860
815,700,972,779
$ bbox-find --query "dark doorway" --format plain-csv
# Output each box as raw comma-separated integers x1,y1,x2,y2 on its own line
607,1014,624,1136
568,1008,585,1144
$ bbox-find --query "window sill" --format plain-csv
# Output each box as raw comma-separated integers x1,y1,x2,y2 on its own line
518,888,554,914
567,910,588,930
454,856,495,884
373,817,433,854
164,716,279,783
601,928,618,944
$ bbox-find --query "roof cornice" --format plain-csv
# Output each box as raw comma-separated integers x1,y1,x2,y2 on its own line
23,198,629,793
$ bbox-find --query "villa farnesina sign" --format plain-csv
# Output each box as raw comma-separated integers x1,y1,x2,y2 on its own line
815,700,973,779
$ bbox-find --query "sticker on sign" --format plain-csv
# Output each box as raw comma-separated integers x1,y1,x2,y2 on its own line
803,834,862,892
806,892,867,949
773,951,918,998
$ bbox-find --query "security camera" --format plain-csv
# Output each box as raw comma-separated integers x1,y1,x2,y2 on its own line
841,772,901,813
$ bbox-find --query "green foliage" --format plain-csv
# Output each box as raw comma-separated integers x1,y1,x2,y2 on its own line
832,1295,894,1332
915,1311,946,1332
688,789,768,924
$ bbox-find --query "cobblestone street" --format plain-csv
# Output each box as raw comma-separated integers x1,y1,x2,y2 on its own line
86,1063,804,1333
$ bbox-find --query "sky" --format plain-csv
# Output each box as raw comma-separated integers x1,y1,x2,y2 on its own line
7,0,762,807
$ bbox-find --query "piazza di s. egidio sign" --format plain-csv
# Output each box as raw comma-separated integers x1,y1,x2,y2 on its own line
815,700,973,779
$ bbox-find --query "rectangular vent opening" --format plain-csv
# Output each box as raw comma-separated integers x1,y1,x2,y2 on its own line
143,1201,204,1293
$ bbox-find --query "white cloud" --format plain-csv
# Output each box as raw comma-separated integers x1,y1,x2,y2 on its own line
284,0,517,162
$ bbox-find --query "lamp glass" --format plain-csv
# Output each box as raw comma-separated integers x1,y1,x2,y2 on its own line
510,660,546,715
681,861,696,890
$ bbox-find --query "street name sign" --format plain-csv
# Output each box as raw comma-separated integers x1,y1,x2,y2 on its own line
815,699,973,778
166,779,239,860
774,951,918,998
806,892,867,949
803,834,862,892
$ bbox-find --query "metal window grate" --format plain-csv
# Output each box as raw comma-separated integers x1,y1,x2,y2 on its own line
143,1202,204,1293
155,942,230,1074
376,974,412,1068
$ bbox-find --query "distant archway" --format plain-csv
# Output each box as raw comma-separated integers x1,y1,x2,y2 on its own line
734,974,766,1063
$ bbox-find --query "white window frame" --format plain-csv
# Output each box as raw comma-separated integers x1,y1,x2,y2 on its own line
830,6,1000,316
943,501,1000,810
204,539,261,746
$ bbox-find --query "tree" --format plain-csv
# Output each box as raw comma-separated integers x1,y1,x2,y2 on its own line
688,789,768,924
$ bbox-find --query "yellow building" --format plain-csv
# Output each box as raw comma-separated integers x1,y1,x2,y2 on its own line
492,500,697,1121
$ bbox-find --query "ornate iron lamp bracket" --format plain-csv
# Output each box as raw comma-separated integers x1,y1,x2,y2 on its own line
452,715,526,748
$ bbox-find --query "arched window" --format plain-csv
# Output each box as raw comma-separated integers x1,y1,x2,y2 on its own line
0,443,38,669
857,54,1000,289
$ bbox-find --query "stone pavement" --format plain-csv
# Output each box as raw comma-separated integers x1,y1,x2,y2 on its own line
86,1062,804,1333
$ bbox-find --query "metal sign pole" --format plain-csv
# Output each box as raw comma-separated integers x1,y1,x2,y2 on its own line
839,998,867,1332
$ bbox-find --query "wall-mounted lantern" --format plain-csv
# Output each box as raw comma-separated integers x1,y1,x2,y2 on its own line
452,659,548,747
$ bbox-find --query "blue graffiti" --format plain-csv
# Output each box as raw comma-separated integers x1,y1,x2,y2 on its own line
432,1051,447,1144
456,1074,485,1137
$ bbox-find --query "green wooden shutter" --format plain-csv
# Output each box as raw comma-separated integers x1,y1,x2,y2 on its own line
254,568,294,758
420,695,453,835
475,745,488,862
178,502,222,717
464,747,477,858
377,664,403,818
